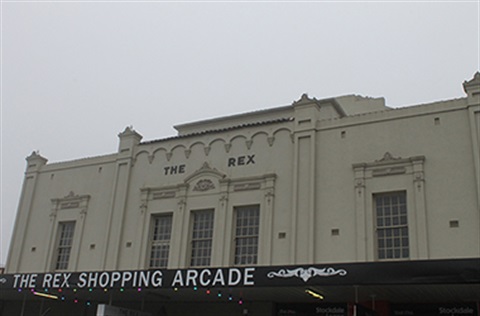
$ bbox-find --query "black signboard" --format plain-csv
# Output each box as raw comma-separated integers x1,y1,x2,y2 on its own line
0,258,478,290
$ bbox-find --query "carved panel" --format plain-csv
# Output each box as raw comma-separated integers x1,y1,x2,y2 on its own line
233,183,261,192
372,167,406,177
152,191,176,200
193,179,215,192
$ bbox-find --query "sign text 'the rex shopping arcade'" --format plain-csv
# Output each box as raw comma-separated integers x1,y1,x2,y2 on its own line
7,267,256,290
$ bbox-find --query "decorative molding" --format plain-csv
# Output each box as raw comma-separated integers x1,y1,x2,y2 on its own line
219,195,228,206
414,171,425,191
376,152,401,162
184,162,226,184
353,154,425,171
265,189,274,198
267,267,347,282
265,189,275,204
177,198,186,209
79,208,87,219
65,191,76,198
246,140,253,150
140,203,147,214
139,189,149,214
354,178,365,197
414,171,424,182
148,154,154,164
267,136,275,147
292,93,318,106
193,179,215,192
184,149,191,159
224,143,232,153
372,167,406,177
233,182,261,192
152,191,176,200
204,146,211,156
354,178,365,188
50,191,91,218
463,71,480,93
60,201,80,210
166,152,172,161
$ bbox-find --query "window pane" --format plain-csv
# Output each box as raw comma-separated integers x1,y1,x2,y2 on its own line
234,205,260,265
190,210,214,267
374,192,409,260
149,215,172,268
55,222,75,270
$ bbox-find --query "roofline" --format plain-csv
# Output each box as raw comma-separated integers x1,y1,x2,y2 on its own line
141,117,294,145
173,104,292,132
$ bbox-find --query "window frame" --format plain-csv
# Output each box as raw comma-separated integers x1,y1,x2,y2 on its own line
352,153,427,261
53,221,76,271
373,191,409,260
233,204,260,266
148,214,173,268
189,209,214,267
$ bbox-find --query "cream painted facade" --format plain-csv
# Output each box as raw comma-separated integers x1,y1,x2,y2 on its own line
6,73,480,276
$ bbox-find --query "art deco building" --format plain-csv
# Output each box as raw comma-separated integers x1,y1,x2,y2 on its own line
1,73,479,316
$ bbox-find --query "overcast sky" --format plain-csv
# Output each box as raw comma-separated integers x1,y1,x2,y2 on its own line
1,0,479,265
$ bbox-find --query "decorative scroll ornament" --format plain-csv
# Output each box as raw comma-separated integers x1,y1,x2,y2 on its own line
0,278,6,284
267,267,347,282
376,152,401,162
193,179,215,192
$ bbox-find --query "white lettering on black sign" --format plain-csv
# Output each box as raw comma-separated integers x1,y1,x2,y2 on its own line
171,268,254,287
8,268,255,290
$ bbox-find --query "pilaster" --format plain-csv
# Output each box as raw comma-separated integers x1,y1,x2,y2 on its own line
259,175,276,265
412,156,428,259
134,188,150,268
463,72,480,256
212,183,229,267
352,164,367,261
173,184,188,268
290,94,320,264
5,152,47,272
102,127,142,270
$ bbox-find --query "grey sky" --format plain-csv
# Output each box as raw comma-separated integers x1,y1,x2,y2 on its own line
1,1,479,265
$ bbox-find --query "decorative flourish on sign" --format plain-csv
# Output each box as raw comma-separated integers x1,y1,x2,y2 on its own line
193,179,215,192
267,267,347,282
0,278,6,284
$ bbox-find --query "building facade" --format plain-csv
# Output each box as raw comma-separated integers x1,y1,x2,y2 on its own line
1,73,480,316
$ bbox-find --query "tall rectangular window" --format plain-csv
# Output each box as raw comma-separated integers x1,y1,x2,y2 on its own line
149,215,173,268
234,205,260,265
190,209,214,267
374,192,409,260
54,222,75,270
